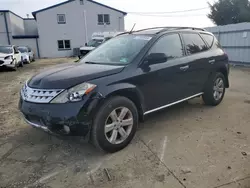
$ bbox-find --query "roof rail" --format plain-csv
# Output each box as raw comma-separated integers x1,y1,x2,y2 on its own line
133,27,176,33
131,26,206,34
157,27,206,33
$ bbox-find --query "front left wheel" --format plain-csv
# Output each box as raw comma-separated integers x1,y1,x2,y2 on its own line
91,96,138,153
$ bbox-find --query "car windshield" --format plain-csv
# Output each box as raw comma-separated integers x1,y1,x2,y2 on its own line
86,39,103,47
81,35,152,65
0,46,13,54
18,47,28,53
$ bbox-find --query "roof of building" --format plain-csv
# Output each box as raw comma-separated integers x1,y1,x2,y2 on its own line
0,10,23,19
32,0,127,19
0,10,35,20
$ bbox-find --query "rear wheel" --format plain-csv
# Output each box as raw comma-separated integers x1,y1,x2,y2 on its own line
91,96,138,153
202,72,226,106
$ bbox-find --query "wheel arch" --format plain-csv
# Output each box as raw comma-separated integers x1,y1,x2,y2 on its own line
217,66,229,88
102,84,145,122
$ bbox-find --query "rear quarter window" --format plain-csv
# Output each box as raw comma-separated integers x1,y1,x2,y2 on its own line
200,33,214,48
182,33,208,55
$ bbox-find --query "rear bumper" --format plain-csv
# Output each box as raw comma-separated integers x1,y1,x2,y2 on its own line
19,94,103,137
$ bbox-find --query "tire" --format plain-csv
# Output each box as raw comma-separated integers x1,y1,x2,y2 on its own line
202,72,226,106
19,60,24,67
91,96,138,153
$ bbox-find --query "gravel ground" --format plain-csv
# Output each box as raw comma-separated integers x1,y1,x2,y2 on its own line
0,59,250,188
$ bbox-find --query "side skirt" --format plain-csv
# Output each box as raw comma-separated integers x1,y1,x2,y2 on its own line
144,93,204,115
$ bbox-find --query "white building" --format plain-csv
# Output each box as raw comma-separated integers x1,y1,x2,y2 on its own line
0,0,126,58
0,10,39,57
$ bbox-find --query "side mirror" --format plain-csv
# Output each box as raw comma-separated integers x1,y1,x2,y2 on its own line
144,53,168,65
15,51,19,54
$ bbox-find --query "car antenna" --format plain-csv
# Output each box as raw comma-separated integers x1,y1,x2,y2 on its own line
129,23,136,34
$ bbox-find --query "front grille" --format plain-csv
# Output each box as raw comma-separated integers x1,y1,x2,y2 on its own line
21,83,64,103
0,60,4,65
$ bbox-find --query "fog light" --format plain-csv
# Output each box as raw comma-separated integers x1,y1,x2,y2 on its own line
64,125,70,134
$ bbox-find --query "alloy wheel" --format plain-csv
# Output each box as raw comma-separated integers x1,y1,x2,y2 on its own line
213,77,224,101
104,107,133,145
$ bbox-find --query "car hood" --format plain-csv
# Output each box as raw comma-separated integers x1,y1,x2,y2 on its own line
28,62,125,89
0,52,11,58
21,53,29,57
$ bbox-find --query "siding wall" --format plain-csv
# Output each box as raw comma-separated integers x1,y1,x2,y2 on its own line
206,23,250,64
24,19,38,35
0,12,8,44
9,12,25,35
0,12,12,45
36,0,125,58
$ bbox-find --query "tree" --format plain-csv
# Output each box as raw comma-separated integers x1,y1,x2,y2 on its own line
208,0,250,25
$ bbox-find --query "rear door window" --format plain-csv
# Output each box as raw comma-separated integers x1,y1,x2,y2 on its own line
182,33,208,55
200,33,214,48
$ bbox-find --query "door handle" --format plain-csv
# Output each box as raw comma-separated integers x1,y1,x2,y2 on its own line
180,65,189,71
209,59,215,64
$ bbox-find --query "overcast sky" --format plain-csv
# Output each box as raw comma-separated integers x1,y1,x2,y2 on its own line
0,0,215,30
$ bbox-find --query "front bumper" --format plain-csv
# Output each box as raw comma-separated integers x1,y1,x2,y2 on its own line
80,50,91,57
22,55,29,63
0,59,14,67
19,94,103,137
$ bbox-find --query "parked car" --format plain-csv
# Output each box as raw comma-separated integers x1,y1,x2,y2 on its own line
0,45,22,70
27,46,35,62
19,27,229,153
18,46,31,64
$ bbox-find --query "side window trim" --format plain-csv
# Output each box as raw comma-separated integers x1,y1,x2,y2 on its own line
179,32,187,56
180,31,209,57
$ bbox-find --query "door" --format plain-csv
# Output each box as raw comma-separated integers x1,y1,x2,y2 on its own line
180,32,211,95
138,33,193,111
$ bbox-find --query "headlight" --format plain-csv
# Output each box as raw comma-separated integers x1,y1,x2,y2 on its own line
4,55,13,60
50,82,96,103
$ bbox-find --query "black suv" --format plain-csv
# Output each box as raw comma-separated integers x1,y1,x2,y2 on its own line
19,27,229,153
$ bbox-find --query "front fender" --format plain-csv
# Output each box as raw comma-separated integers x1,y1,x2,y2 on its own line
99,83,146,120
103,83,142,99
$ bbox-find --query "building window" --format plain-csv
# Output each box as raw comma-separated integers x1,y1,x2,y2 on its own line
57,40,71,50
98,14,110,25
57,14,66,24
80,0,84,5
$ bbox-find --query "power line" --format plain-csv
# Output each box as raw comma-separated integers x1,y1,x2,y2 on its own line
127,7,209,14
129,13,208,17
